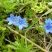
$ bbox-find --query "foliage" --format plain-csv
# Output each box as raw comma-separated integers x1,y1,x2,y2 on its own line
0,0,52,52
0,0,16,13
31,1,47,13
6,38,32,52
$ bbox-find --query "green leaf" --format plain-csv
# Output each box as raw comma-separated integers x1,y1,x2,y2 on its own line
42,9,52,16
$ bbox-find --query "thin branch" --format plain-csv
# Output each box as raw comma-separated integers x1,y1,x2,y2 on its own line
7,26,47,52
46,39,52,50
43,35,46,49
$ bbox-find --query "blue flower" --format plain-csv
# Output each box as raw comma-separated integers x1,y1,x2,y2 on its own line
44,18,52,33
6,14,28,30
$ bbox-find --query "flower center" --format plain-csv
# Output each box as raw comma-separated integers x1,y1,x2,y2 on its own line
19,19,24,25
46,25,52,29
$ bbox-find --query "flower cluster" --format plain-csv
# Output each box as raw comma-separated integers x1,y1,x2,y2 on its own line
6,14,28,30
44,18,52,33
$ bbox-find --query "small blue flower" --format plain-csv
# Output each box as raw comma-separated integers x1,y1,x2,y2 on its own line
44,18,52,33
6,14,28,30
